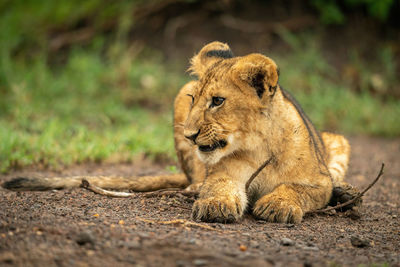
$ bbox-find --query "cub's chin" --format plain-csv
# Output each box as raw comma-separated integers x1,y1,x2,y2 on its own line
196,139,231,165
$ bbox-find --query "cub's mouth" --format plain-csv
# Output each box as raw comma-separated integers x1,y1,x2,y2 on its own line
198,140,227,153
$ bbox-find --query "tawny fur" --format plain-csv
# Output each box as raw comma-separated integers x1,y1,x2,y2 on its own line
2,42,351,224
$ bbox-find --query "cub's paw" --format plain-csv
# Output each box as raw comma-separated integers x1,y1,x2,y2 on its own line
329,182,362,211
253,194,303,223
192,196,243,223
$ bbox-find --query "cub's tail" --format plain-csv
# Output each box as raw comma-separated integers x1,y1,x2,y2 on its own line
2,173,189,192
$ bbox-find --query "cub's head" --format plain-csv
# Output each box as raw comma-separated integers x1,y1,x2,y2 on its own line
184,42,279,164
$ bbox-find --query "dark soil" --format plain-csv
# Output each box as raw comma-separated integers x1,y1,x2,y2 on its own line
1,136,399,267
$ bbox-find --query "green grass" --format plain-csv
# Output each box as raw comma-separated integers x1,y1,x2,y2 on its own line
272,29,400,136
276,54,400,136
0,2,399,172
0,47,186,173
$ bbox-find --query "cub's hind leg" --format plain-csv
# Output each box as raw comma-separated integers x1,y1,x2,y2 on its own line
322,132,361,208
321,132,350,186
174,81,206,189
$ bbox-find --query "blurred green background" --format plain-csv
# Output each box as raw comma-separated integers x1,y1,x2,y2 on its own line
0,0,399,172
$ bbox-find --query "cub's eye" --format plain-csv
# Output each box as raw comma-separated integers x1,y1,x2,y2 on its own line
211,97,225,108
186,94,194,104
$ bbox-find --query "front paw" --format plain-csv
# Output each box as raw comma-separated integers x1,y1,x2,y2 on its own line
253,194,303,223
192,196,243,223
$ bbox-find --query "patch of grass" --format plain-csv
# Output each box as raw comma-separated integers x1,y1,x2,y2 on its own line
0,46,185,173
272,29,400,137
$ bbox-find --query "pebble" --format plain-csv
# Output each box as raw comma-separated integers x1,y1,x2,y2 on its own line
76,231,95,246
346,209,361,220
176,260,187,267
126,241,141,249
239,244,247,251
350,236,370,248
281,237,295,246
250,240,260,248
193,259,208,266
138,233,150,239
303,246,319,251
0,252,15,263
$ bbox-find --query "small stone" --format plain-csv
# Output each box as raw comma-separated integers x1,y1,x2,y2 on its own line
176,260,187,267
126,241,141,249
345,208,361,220
193,259,208,266
281,237,295,246
303,246,319,251
0,252,15,263
86,250,95,256
76,231,95,246
125,255,136,264
350,236,369,248
189,238,197,244
138,233,150,239
250,240,260,248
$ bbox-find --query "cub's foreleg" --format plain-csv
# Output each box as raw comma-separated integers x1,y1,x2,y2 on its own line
192,172,248,223
253,176,332,223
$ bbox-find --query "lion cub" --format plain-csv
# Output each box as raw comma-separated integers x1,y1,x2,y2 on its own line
174,42,350,223
3,42,351,224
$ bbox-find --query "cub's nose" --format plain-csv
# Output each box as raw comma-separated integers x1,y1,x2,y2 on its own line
184,129,200,143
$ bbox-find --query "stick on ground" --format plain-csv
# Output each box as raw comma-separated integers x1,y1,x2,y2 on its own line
308,163,385,214
136,218,228,232
80,179,198,198
80,179,136,197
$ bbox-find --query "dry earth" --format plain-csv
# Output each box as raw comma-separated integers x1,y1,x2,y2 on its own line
0,136,399,267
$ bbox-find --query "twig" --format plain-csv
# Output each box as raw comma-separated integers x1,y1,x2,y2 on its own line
81,179,198,198
136,218,225,232
308,163,385,214
80,179,135,197
245,156,274,192
144,189,198,198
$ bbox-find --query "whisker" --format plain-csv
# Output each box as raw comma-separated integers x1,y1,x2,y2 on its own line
213,129,230,133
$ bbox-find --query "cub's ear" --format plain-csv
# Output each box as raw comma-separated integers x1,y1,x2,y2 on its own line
189,41,234,78
232,54,279,99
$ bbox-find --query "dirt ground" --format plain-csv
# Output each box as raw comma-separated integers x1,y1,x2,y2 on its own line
0,136,399,267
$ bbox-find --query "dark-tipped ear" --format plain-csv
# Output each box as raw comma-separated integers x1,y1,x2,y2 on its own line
232,53,279,99
189,41,234,78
